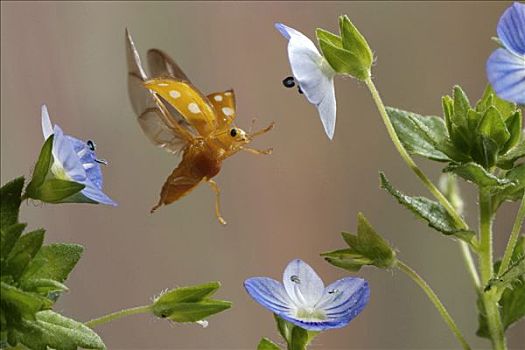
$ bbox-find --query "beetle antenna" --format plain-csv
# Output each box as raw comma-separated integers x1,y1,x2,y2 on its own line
248,121,275,140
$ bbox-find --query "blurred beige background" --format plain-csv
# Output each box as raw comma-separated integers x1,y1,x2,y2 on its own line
1,1,523,349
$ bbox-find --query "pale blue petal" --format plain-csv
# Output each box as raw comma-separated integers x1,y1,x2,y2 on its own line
244,277,294,314
487,48,525,104
41,105,53,140
52,125,86,182
317,78,336,139
283,259,324,307
81,182,117,206
278,313,354,332
497,2,525,56
67,136,104,189
275,23,291,40
318,278,369,320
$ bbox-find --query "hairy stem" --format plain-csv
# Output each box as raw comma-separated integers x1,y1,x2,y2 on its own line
478,188,506,350
364,77,480,288
85,305,152,328
396,260,471,350
499,193,525,274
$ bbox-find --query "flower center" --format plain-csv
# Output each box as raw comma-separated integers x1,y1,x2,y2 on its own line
295,307,326,321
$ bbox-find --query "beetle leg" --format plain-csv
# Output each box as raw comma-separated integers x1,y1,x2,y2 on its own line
207,179,226,225
241,146,273,155
248,121,275,139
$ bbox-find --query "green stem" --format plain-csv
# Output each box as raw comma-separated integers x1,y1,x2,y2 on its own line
396,260,471,350
478,188,506,350
499,193,525,274
364,77,480,288
85,305,152,328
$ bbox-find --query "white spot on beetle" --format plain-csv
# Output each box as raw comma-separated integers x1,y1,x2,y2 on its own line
214,95,223,102
188,102,201,114
222,107,234,116
169,90,181,99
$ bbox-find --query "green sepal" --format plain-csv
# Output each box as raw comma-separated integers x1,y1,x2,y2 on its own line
380,173,474,243
25,135,54,198
20,278,69,296
502,110,522,154
316,30,367,79
274,316,318,350
151,282,231,322
477,236,525,338
257,337,281,350
0,177,24,229
18,310,106,350
498,136,525,169
478,106,510,148
0,282,52,320
29,179,85,204
453,86,470,128
4,230,45,280
322,213,396,271
476,85,517,120
443,162,512,189
339,15,373,71
20,243,83,285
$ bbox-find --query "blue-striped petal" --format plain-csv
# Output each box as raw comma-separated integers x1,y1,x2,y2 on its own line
487,48,525,104
497,2,525,56
81,183,117,206
244,277,294,315
52,125,86,182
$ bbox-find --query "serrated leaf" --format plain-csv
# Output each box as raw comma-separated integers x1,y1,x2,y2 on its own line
0,282,52,319
30,179,85,203
0,177,24,229
19,310,105,350
386,107,452,161
5,230,45,279
498,136,525,169
20,243,83,284
380,173,474,243
258,337,281,350
322,213,395,271
444,162,512,189
25,136,54,198
1,223,27,267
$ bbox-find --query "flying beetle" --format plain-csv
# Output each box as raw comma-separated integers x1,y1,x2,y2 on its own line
125,30,274,225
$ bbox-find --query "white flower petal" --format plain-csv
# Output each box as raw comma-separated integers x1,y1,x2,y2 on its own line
283,259,324,307
41,105,53,140
276,23,337,139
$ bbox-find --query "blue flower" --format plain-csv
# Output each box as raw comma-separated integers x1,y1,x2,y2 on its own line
275,23,337,140
41,105,116,206
244,259,369,331
487,2,525,104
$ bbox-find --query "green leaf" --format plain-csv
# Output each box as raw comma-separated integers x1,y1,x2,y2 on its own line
380,173,474,243
25,136,54,198
338,15,373,70
476,85,517,120
275,314,293,343
0,282,52,319
20,243,83,284
1,223,27,266
444,162,512,189
289,326,309,350
5,230,45,279
502,110,522,154
0,177,24,229
478,106,511,148
386,107,452,161
29,179,85,203
478,237,525,338
322,213,396,271
453,86,471,127
442,95,454,133
257,337,281,350
19,310,105,350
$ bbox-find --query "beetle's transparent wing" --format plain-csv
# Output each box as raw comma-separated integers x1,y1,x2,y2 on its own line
145,78,219,137
147,49,190,81
126,29,194,153
207,89,236,126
